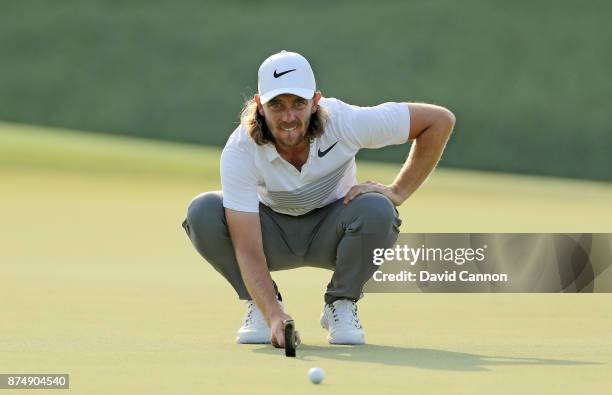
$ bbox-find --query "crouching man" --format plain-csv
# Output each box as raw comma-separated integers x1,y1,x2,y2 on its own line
182,50,455,347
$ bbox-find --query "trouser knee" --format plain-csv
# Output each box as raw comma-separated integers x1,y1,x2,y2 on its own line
182,191,225,241
344,193,401,235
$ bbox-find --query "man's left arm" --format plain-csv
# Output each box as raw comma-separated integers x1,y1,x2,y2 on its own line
344,103,455,206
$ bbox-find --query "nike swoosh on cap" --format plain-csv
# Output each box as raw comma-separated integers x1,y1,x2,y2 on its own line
318,141,338,158
274,69,296,78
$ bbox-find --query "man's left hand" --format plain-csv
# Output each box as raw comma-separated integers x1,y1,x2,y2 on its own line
343,181,406,206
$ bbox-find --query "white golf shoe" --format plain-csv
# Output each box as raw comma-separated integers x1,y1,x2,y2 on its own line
320,299,365,345
236,300,283,344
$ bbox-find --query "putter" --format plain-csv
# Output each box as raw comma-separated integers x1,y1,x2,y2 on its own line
283,319,297,357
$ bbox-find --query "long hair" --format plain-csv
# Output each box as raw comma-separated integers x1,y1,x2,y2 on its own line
240,97,329,145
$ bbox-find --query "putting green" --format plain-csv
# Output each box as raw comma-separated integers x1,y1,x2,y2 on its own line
1,123,611,394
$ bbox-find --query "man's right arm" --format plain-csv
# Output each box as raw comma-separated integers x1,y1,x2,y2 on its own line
225,208,295,347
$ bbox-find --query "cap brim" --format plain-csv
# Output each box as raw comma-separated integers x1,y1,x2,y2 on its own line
259,88,315,104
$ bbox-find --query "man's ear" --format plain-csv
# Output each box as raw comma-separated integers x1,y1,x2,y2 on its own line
311,91,322,113
254,94,265,116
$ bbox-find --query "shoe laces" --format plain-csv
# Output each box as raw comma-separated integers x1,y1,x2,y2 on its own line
329,300,362,329
243,300,266,326
243,300,282,327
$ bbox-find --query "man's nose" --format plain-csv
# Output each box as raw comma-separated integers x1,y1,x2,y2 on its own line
281,109,297,123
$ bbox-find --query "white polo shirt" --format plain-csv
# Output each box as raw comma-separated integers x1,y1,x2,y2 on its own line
220,97,410,216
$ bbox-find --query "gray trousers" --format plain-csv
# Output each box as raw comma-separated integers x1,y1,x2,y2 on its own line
182,191,401,304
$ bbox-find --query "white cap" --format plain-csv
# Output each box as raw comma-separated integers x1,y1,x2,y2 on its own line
257,50,316,104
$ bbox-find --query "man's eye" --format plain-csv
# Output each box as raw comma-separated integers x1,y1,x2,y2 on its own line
294,102,307,109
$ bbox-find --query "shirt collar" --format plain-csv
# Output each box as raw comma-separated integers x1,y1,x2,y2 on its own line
263,140,317,162
263,143,280,162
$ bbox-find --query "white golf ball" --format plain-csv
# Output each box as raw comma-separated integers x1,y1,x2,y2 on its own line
308,367,324,384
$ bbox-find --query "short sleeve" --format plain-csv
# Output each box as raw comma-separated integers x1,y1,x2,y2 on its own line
220,145,260,212
327,98,410,149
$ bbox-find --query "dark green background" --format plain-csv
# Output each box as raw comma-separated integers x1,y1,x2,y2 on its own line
2,1,610,180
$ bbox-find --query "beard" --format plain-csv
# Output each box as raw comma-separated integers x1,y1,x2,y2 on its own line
266,117,311,149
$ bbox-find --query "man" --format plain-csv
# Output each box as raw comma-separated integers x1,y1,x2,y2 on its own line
182,50,455,348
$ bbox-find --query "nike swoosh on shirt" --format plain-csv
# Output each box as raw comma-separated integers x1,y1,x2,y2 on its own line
317,141,338,158
273,69,296,78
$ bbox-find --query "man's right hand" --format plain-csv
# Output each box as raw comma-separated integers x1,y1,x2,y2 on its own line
226,208,296,347
269,310,301,348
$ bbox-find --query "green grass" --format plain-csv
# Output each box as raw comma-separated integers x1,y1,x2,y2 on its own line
0,121,219,180
1,123,612,394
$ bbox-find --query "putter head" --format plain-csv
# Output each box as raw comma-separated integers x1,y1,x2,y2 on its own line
283,319,296,357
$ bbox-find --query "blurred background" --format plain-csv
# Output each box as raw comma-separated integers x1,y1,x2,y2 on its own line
2,0,611,180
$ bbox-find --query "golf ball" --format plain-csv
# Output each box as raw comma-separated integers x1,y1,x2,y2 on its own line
308,367,324,384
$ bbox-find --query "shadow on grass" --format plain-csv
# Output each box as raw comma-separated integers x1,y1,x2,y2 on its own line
252,344,600,371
